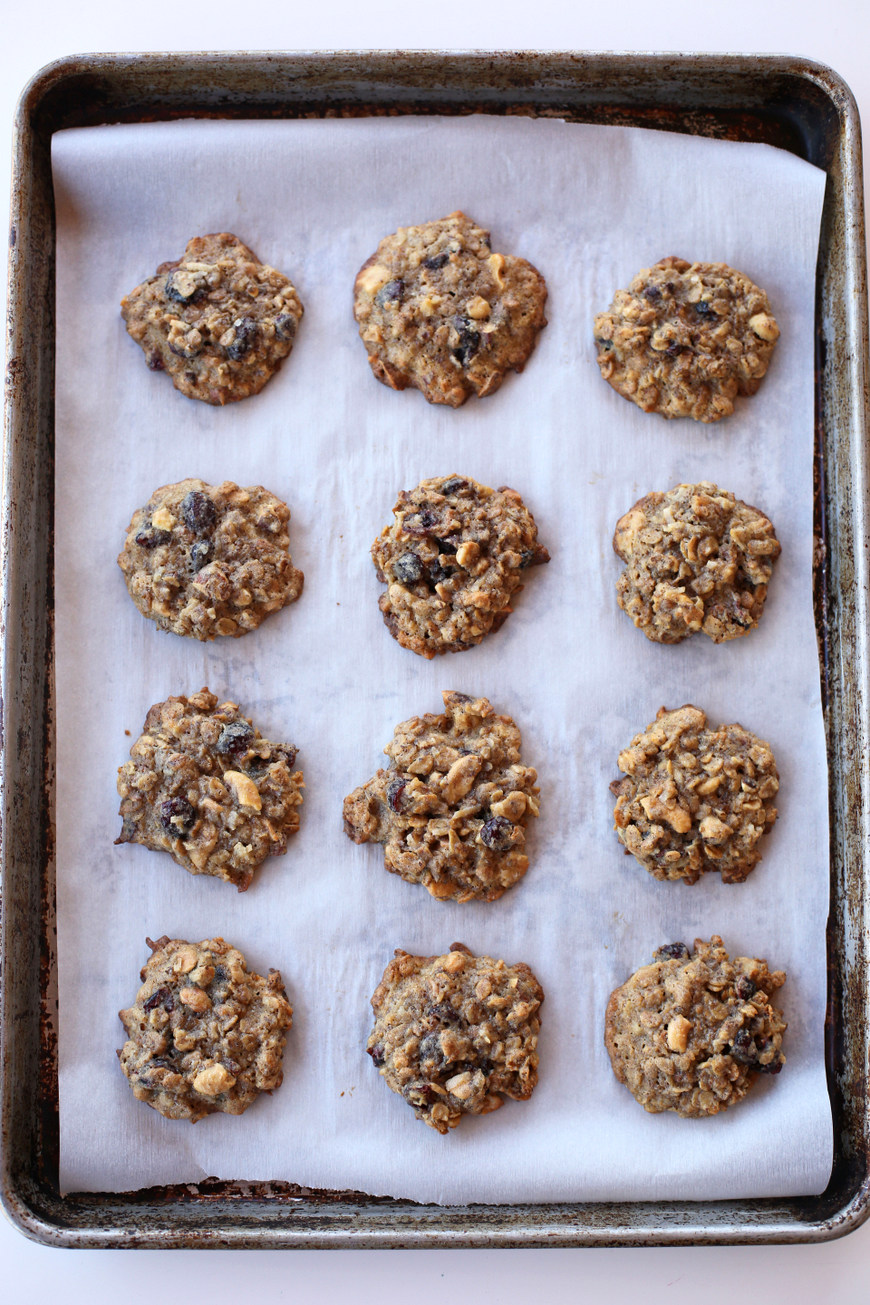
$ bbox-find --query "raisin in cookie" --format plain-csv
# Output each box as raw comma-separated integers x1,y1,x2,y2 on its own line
343,691,540,902
605,936,786,1117
610,705,778,884
372,474,549,658
353,211,547,406
367,943,543,1133
118,936,293,1122
121,232,303,404
118,478,303,641
116,688,303,891
613,482,781,643
594,257,780,422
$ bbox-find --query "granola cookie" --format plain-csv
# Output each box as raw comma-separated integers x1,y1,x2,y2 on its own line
594,257,780,422
610,705,778,884
372,474,549,658
116,688,303,892
118,479,303,641
605,936,786,1116
118,936,293,1122
613,482,781,643
367,943,544,1133
343,691,540,903
121,232,303,404
353,211,547,406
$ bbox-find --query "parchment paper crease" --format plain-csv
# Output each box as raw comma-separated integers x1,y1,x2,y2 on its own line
53,115,831,1202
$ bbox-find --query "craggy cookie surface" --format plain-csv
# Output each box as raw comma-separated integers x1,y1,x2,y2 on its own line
610,705,778,884
372,474,549,658
118,478,303,641
121,232,303,404
367,943,543,1133
117,688,303,891
353,211,547,406
343,691,540,902
605,936,786,1116
118,936,293,1122
613,482,781,644
594,257,780,422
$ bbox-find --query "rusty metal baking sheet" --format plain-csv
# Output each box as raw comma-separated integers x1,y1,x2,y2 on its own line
2,52,869,1247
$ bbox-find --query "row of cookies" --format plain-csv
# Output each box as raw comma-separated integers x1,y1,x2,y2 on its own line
121,218,779,421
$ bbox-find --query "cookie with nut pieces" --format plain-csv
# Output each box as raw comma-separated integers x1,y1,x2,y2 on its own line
367,943,544,1133
118,936,293,1122
121,232,303,404
610,704,778,884
353,211,547,406
343,691,540,903
605,936,786,1116
594,256,780,421
116,688,303,892
118,478,303,641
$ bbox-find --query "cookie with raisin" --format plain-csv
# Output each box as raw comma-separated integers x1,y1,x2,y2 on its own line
367,943,543,1133
116,688,303,891
118,936,293,1121
343,691,540,903
118,478,303,640
353,211,547,406
121,232,303,404
605,936,786,1116
594,257,779,421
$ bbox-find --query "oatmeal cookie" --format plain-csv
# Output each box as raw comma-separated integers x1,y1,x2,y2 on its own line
372,474,549,658
121,232,303,404
353,211,547,406
613,481,781,643
118,935,293,1122
116,688,303,891
594,257,780,422
343,691,540,903
610,705,778,884
605,936,786,1116
118,478,303,641
367,943,543,1133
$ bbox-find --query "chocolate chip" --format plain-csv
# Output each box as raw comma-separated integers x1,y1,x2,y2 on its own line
367,1044,385,1067
695,300,714,316
403,507,438,536
135,528,171,549
375,278,404,307
520,544,550,568
159,796,195,836
143,986,175,1012
480,815,514,851
275,313,298,340
758,1056,785,1075
735,975,757,1000
727,1029,757,1065
223,316,257,360
426,560,453,587
392,552,424,584
190,540,212,572
216,722,254,756
147,352,165,371
423,253,449,271
653,943,690,962
165,271,204,304
182,490,217,534
643,285,662,303
452,315,480,367
387,778,407,812
440,477,467,496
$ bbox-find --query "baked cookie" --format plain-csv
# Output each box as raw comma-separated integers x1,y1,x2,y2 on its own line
343,691,540,902
118,478,303,641
118,935,293,1122
372,474,549,658
594,257,780,422
353,211,547,406
610,705,778,884
613,482,781,643
121,232,303,404
116,688,303,892
605,936,786,1117
367,943,544,1133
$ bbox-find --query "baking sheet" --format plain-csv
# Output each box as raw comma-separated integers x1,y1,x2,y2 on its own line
52,114,831,1203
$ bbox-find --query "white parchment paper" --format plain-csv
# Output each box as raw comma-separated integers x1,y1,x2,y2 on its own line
53,115,831,1202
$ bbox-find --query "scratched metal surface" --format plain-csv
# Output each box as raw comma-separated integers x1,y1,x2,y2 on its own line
1,52,868,1247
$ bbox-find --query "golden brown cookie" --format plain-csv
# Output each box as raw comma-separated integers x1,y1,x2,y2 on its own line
605,936,786,1116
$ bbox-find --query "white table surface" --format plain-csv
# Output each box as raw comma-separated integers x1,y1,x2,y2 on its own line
3,1,869,1297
